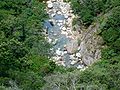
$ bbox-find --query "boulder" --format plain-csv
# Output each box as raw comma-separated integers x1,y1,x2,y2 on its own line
77,65,84,69
79,41,87,55
64,14,69,19
76,52,81,58
82,55,94,66
57,11,62,15
63,51,67,54
48,38,52,43
70,60,77,65
69,55,75,60
66,40,78,54
62,27,66,31
51,13,55,17
48,3,53,9
56,48,63,56
57,20,63,23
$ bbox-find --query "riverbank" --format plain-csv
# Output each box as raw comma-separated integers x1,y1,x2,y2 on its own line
44,0,102,69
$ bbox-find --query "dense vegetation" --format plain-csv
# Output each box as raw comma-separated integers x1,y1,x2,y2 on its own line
0,0,70,89
70,0,120,26
39,0,120,90
0,0,120,90
69,0,120,89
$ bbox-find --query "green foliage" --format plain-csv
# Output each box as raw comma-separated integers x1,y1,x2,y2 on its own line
8,71,44,90
42,1,120,90
0,38,29,76
0,0,56,89
101,47,117,59
70,0,120,26
101,7,120,50
0,0,120,89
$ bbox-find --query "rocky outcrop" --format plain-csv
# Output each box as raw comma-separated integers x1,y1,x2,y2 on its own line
44,0,103,69
66,40,78,54
73,23,103,66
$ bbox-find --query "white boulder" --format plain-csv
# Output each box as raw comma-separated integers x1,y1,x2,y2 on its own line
70,55,75,60
70,60,77,65
77,65,84,69
57,11,62,15
62,27,66,31
64,15,68,19
48,3,53,9
56,49,62,56
76,53,81,58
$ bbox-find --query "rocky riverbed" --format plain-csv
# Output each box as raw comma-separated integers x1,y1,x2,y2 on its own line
43,0,103,69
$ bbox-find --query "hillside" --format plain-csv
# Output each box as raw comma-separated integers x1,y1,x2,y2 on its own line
0,0,120,90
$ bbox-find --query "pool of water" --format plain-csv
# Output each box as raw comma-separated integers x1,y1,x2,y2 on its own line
44,20,70,48
44,18,72,66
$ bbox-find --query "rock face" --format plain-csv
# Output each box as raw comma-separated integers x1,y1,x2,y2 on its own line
66,40,78,54
74,24,103,66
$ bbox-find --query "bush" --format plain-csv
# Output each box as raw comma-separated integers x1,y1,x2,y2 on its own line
101,7,120,50
70,0,120,26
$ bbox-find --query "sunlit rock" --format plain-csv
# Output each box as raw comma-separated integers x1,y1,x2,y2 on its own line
69,55,75,60
70,60,77,65
76,53,81,58
48,38,52,43
77,65,84,69
62,27,66,31
64,14,68,19
57,11,62,15
56,49,62,56
82,55,94,66
48,3,53,9
66,40,78,54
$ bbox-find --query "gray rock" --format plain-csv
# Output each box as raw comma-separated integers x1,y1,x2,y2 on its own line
82,55,94,66
78,42,87,56
66,40,78,54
